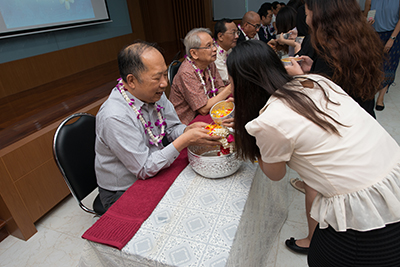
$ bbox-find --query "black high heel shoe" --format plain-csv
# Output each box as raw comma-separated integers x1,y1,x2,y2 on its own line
375,103,385,111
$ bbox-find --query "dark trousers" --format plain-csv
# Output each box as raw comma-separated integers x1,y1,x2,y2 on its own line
308,221,400,267
98,187,125,210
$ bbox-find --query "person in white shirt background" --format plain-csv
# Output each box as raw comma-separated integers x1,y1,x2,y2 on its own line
214,18,239,85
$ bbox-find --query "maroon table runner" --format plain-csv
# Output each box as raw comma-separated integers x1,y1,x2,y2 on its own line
82,149,188,249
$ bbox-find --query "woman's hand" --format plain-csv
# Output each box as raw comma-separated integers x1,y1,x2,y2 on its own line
277,32,286,45
385,38,394,53
285,59,303,75
225,97,234,103
288,29,298,40
268,39,277,46
220,97,235,128
267,39,277,52
299,55,313,72
285,55,313,76
221,118,234,128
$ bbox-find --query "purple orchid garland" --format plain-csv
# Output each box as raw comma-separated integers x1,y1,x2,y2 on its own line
116,77,166,146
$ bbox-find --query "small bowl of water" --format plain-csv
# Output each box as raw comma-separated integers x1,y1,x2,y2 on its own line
210,101,235,125
281,57,303,66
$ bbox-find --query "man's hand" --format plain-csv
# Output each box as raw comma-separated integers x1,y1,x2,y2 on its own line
173,123,221,152
184,121,208,132
183,127,221,146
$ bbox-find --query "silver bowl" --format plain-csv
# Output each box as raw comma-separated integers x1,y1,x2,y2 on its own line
210,101,235,125
188,145,242,179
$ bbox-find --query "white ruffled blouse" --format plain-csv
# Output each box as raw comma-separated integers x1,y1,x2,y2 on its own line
245,74,400,232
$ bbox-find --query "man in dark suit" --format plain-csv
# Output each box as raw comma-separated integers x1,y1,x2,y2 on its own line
257,3,274,44
237,11,261,45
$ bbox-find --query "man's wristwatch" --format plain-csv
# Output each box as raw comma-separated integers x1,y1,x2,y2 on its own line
390,36,396,40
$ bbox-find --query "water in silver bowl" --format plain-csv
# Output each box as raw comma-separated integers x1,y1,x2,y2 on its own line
188,145,242,179
200,150,219,157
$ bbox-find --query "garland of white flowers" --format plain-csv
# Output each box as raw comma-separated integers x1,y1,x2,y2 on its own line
185,56,218,98
206,124,235,155
211,126,235,154
116,78,166,146
238,25,249,40
215,41,230,64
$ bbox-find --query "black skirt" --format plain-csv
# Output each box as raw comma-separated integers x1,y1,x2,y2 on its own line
308,221,400,267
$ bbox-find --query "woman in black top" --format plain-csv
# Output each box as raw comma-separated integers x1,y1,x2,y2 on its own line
288,0,384,118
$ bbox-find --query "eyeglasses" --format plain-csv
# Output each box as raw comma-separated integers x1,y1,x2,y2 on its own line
247,21,261,30
225,30,241,36
192,43,217,50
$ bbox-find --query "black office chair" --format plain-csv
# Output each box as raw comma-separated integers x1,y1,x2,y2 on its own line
53,113,106,216
168,60,182,85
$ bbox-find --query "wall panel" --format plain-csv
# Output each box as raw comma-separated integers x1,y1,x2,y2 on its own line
2,130,55,182
0,159,37,240
14,159,70,222
0,34,133,98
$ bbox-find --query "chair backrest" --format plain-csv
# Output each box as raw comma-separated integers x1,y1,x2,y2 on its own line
168,60,182,85
53,113,99,214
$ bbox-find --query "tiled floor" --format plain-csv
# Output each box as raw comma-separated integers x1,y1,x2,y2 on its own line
1,75,400,267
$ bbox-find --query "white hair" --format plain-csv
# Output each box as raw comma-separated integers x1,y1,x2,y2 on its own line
184,28,212,58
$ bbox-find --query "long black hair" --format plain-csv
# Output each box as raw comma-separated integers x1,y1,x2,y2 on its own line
227,40,344,162
275,6,297,34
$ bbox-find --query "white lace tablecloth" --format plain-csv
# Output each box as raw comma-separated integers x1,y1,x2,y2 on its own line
79,162,288,267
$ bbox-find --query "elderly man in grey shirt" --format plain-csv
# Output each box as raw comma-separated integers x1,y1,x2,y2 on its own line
95,41,221,210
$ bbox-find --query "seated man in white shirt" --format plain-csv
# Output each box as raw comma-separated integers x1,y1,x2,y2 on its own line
214,18,239,85
95,41,222,210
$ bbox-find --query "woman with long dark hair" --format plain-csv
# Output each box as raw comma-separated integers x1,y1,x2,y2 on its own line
269,6,301,56
227,40,400,266
283,0,386,254
287,0,384,118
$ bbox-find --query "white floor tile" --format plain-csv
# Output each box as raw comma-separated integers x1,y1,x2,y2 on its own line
0,226,84,267
36,192,98,238
0,235,18,255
